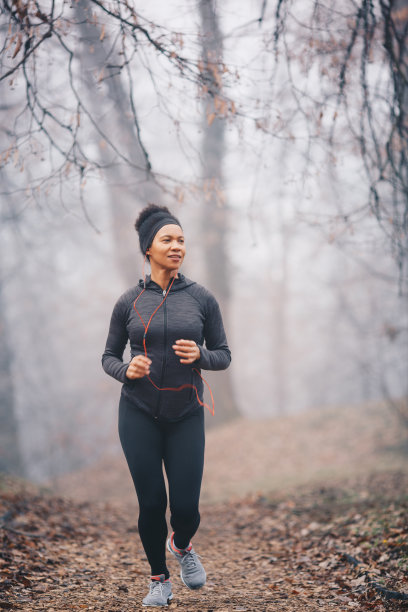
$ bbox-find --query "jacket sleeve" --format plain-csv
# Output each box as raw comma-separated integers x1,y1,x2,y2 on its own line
101,296,130,383
196,293,231,371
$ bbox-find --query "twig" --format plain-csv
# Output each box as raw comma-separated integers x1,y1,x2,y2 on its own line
368,581,408,601
0,29,53,83
341,552,408,602
342,552,360,567
0,524,44,538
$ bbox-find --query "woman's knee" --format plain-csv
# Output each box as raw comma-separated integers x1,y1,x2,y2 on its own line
139,496,167,518
170,503,200,532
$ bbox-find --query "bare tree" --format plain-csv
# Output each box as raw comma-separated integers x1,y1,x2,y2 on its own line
73,0,162,284
0,281,22,475
198,0,238,425
2,0,405,282
0,1,219,211
261,0,408,287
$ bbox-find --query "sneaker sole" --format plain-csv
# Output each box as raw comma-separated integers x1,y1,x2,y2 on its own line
180,571,206,590
142,593,173,607
166,538,206,590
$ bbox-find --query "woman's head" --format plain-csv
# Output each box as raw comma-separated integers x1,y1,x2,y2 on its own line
135,204,185,270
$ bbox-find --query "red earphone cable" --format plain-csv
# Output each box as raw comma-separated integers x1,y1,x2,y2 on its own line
132,261,215,416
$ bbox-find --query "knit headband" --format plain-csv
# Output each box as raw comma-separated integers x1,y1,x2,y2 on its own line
138,210,182,255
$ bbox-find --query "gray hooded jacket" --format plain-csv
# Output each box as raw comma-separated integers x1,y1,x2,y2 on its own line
102,274,231,421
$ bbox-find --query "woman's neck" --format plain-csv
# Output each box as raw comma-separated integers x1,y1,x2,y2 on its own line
150,266,178,290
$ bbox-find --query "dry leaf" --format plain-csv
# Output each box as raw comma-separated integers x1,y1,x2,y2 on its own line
12,33,22,59
207,112,215,126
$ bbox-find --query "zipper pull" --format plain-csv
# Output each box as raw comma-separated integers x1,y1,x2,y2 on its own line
163,289,166,297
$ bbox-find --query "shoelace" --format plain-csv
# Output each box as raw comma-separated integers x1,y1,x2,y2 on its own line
150,581,164,597
180,549,202,571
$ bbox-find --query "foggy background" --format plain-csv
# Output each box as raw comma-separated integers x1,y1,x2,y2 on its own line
1,0,407,484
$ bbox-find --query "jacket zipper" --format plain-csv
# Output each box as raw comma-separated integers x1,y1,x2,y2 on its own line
155,288,168,418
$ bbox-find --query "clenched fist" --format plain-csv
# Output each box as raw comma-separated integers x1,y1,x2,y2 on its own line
172,339,200,364
126,355,152,379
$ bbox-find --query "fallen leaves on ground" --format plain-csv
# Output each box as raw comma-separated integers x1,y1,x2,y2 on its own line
1,471,407,611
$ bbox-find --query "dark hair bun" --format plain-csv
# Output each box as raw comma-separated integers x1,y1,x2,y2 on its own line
134,203,182,255
135,203,171,233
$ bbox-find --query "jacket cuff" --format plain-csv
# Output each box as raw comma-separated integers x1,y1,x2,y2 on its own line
120,363,131,383
196,344,208,369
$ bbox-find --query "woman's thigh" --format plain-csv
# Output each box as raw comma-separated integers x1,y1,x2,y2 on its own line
163,408,205,509
118,396,167,507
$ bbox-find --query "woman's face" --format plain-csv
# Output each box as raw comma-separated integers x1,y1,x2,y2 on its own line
148,224,185,272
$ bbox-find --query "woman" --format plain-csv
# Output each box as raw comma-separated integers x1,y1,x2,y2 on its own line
102,204,231,607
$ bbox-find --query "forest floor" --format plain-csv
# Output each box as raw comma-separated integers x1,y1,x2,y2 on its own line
1,400,408,611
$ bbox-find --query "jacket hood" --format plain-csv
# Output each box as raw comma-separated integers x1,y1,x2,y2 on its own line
138,273,196,292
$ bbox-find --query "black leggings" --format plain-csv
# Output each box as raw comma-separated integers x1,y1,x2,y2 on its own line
118,395,205,577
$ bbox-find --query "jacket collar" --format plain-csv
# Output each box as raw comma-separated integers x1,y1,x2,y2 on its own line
138,273,194,292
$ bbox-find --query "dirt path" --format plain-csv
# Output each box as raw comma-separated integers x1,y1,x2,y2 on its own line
1,472,407,611
51,401,408,506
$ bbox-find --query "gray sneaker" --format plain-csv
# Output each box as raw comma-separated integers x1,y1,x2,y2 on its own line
142,575,173,607
166,533,206,590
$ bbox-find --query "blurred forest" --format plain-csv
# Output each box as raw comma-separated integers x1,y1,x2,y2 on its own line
0,0,407,483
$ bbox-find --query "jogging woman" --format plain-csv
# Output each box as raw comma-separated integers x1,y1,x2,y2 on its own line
102,204,231,607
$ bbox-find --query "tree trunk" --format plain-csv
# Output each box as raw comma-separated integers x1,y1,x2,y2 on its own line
199,0,239,426
386,0,408,283
0,281,22,475
75,1,161,286
272,210,289,415
387,0,408,429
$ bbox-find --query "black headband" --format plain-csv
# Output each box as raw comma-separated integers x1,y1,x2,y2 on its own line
138,210,182,255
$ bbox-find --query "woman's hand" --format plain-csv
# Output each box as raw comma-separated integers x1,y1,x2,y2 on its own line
126,355,152,379
172,339,200,364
